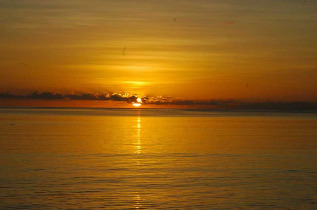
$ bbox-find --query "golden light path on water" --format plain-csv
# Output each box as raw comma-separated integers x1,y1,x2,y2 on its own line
136,116,141,155
134,114,142,209
0,109,316,209
134,192,141,209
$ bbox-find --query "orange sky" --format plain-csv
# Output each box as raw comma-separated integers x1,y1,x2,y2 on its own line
0,0,316,104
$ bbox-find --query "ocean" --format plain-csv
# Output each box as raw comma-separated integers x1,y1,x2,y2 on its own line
0,108,316,209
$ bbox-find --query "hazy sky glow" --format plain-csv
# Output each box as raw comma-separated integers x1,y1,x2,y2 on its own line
0,0,316,104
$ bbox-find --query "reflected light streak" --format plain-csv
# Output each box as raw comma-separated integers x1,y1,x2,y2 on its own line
134,192,142,209
136,116,141,154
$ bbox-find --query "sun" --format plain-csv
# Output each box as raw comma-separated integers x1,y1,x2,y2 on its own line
132,103,142,107
132,98,142,107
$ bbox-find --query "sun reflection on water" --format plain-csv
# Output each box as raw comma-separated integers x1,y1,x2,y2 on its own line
134,192,142,209
136,116,141,154
134,116,143,209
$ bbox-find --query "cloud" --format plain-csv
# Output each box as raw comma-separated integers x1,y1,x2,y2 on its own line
0,91,316,110
0,91,140,103
27,91,64,100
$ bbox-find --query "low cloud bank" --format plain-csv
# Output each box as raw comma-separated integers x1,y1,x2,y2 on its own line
0,91,316,110
0,91,139,103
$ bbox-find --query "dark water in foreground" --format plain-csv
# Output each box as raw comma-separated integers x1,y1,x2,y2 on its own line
0,108,316,209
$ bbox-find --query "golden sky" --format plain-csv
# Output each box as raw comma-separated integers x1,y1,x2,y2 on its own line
0,0,316,102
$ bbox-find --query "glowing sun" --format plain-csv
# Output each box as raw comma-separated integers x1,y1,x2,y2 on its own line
132,98,142,107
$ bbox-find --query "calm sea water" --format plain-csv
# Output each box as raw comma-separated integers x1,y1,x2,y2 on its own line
0,108,316,209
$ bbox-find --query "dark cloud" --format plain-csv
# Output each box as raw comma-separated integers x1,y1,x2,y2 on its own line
0,91,140,103
0,93,16,99
64,93,97,100
27,91,64,100
0,91,316,111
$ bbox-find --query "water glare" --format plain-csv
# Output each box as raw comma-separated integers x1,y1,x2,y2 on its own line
0,108,316,209
136,116,141,155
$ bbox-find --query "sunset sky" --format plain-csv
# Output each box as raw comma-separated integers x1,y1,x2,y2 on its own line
0,0,316,105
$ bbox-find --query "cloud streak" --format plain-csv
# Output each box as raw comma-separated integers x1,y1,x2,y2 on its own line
0,91,137,102
0,91,316,111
